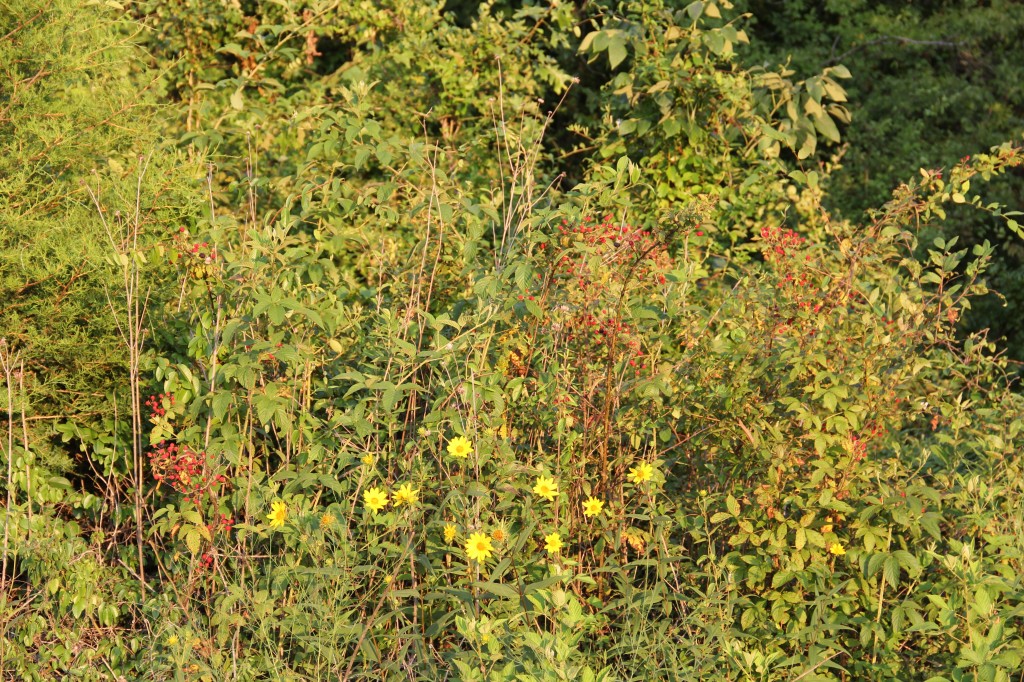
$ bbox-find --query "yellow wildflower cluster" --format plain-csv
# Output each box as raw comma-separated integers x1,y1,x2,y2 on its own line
393,483,419,506
361,482,419,514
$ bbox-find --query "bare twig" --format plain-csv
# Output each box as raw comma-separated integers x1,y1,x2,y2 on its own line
827,34,965,66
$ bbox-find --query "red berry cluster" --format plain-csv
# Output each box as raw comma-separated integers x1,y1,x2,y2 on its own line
145,392,174,420
759,226,806,261
214,513,235,532
172,228,219,281
565,311,646,376
174,228,217,262
553,216,669,288
849,434,868,462
758,226,827,318
850,422,883,463
149,441,228,505
195,515,236,574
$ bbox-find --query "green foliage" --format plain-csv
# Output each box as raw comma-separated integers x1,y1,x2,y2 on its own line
577,0,851,234
2,1,1024,680
0,1,202,674
736,0,1024,359
0,0,134,464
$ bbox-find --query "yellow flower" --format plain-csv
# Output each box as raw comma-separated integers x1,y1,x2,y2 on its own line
544,532,563,554
361,453,375,466
447,435,473,459
582,497,604,518
320,512,336,528
491,524,509,543
363,487,389,513
393,482,419,506
465,531,494,563
443,523,458,544
627,462,654,484
532,475,558,502
167,635,179,647
829,542,846,556
266,500,287,528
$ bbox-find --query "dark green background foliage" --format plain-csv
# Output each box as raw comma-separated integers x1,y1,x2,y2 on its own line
736,0,1024,358
1,0,1023,680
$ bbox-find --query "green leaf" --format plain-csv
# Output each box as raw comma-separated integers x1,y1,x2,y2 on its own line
812,111,841,143
794,526,806,551
883,555,901,587
829,64,852,79
473,581,519,599
254,394,279,425
608,39,628,69
798,132,816,159
972,587,992,616
268,303,286,325
211,391,232,421
772,570,794,589
185,528,201,555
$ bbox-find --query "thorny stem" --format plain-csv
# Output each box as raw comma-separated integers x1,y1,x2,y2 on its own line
1,340,17,595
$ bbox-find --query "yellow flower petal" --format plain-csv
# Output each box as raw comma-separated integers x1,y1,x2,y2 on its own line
465,531,494,563
543,532,563,554
447,436,473,459
266,500,287,528
363,487,389,513
532,475,558,502
393,482,419,506
627,462,654,484
582,497,604,518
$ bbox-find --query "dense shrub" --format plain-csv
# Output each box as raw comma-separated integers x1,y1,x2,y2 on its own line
1,1,1023,680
